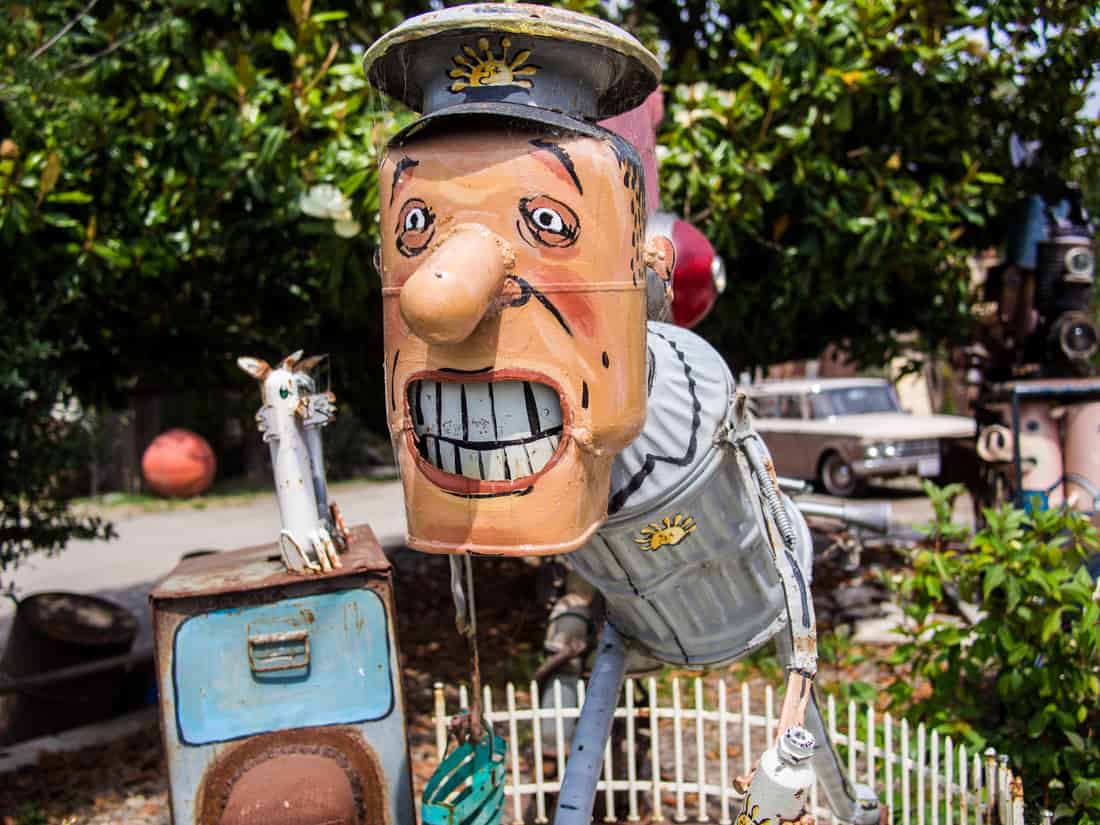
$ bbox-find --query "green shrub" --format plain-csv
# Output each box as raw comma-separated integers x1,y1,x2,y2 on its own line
890,485,1100,822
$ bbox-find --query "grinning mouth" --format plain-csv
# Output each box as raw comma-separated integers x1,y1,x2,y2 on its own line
408,376,564,483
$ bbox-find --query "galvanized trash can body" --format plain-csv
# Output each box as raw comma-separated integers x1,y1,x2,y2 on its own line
150,525,415,825
568,321,812,668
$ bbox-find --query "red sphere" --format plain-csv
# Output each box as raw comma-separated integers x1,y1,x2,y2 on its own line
670,219,725,329
141,429,217,497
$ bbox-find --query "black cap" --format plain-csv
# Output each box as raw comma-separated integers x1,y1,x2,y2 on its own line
364,3,660,138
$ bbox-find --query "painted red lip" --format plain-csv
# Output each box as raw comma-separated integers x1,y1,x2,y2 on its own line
403,369,570,495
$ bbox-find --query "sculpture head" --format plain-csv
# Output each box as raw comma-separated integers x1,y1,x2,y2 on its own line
366,5,671,555
238,351,326,422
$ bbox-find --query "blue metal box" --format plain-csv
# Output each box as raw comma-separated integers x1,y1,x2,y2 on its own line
151,525,415,825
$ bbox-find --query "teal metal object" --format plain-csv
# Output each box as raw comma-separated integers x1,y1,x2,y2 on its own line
422,720,506,825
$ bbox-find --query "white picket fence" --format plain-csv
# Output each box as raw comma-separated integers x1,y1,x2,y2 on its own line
432,677,1031,825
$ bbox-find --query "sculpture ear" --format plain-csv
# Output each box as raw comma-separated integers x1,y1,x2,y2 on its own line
237,356,271,380
296,353,328,373
645,235,676,287
279,349,304,371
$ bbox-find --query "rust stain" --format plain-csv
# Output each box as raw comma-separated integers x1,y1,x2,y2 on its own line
150,525,388,601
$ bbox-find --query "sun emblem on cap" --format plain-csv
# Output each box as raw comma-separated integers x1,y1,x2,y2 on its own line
634,513,697,552
449,37,538,92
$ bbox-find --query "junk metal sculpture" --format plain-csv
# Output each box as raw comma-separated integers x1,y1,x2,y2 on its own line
964,135,1100,517
239,351,345,573
365,5,881,825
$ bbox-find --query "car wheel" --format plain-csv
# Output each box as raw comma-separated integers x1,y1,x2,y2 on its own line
820,451,861,497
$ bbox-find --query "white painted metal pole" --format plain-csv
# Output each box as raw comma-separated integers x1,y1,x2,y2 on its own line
673,677,686,822
626,679,640,822
506,682,523,825
650,676,664,823
695,678,708,822
719,679,730,825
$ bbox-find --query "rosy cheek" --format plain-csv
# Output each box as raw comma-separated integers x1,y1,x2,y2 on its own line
551,292,597,339
529,263,599,338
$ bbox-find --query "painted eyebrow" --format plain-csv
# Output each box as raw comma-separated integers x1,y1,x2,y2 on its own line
389,156,419,206
529,139,583,195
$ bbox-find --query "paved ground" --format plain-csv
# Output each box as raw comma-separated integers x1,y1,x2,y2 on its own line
0,477,408,652
0,474,968,656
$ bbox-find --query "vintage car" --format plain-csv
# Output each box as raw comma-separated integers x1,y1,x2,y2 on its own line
749,377,975,496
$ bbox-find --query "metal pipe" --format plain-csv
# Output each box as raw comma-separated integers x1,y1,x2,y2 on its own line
794,499,893,534
553,622,627,825
0,649,153,695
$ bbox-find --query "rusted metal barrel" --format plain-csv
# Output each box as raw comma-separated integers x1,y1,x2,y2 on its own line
0,592,137,744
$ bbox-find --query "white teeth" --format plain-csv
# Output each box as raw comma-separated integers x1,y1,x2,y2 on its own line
464,383,495,441
490,381,531,440
482,446,508,481
458,447,482,478
409,379,563,482
504,444,533,477
531,383,562,430
525,435,555,472
416,381,439,436
439,382,463,440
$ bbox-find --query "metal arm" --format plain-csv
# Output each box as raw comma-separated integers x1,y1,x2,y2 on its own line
552,622,627,825
727,392,818,678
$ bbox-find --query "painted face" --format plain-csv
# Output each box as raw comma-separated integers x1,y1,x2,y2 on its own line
379,125,656,555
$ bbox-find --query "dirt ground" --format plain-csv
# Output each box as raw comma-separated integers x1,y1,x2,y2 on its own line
0,539,904,825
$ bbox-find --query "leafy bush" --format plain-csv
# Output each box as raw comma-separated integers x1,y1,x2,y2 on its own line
890,486,1100,822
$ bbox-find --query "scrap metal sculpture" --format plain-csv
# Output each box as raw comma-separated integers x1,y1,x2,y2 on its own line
238,350,344,573
365,5,881,824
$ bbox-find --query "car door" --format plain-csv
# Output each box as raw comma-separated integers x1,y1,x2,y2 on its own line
757,393,814,480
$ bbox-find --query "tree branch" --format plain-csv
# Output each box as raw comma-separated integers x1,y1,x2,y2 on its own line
30,0,100,61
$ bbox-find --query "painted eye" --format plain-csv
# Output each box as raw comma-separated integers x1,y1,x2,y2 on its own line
396,198,436,258
531,207,565,233
519,196,580,248
279,386,290,399
404,207,429,232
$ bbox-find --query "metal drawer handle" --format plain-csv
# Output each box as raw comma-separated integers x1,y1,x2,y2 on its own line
248,628,310,673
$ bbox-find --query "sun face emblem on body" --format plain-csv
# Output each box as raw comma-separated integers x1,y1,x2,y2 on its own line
735,798,772,825
634,513,697,552
449,37,538,92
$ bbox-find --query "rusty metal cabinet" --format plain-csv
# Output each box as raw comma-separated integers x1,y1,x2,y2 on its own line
151,526,415,825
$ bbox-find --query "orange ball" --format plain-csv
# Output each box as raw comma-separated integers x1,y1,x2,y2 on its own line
141,429,217,497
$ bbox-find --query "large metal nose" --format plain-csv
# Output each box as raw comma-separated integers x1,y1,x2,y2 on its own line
399,224,510,345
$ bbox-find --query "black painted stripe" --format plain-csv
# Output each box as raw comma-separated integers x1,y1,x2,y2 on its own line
488,382,499,439
608,331,701,515
581,381,589,409
427,426,562,451
390,349,399,411
460,384,469,441
523,381,541,434
435,381,443,440
414,380,425,426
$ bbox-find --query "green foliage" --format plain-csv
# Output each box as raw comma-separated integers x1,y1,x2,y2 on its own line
0,0,413,569
646,0,1099,369
1,1,1097,568
890,493,1100,821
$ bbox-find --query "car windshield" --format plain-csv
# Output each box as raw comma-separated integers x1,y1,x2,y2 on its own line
810,385,899,418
